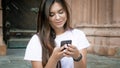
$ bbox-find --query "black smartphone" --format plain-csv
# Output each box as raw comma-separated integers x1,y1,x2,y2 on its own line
61,40,72,47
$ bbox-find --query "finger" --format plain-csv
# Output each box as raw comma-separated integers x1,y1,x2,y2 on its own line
67,44,76,52
64,44,68,48
63,54,71,57
68,44,76,49
60,44,68,51
67,46,74,52
65,49,74,56
54,47,59,51
60,45,65,51
59,51,65,57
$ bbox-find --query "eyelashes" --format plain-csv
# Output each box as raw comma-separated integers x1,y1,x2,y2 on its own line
49,10,64,17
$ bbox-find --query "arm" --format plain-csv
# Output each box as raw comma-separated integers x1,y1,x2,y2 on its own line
74,48,87,68
31,61,43,68
31,46,65,68
65,45,88,68
31,56,57,68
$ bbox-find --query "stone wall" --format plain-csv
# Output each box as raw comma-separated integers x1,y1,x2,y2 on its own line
67,0,120,57
0,0,6,56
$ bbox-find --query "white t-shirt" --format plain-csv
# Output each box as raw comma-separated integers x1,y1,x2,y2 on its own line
24,29,90,68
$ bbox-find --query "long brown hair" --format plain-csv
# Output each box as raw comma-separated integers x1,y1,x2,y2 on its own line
37,0,72,67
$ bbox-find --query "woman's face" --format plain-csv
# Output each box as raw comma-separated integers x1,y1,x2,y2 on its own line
49,2,67,30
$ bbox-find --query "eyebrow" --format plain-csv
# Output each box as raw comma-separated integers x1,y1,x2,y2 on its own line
49,8,64,13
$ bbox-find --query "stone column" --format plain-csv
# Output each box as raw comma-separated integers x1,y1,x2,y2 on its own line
69,0,120,57
113,0,120,24
0,0,7,56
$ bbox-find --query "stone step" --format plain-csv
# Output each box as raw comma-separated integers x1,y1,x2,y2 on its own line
9,30,36,38
7,38,30,48
10,29,36,33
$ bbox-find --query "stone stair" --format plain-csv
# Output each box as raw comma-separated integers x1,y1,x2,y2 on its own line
7,38,30,48
7,29,36,48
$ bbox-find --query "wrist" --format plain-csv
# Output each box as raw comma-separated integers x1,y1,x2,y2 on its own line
49,56,56,64
45,55,58,68
50,54,59,62
73,53,82,62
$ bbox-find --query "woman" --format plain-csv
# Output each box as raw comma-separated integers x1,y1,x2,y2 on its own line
24,0,90,68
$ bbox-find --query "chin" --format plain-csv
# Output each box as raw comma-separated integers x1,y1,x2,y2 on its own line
58,24,64,28
54,23,65,29
55,25,64,29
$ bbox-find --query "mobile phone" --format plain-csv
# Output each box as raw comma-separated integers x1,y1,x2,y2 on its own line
61,40,72,47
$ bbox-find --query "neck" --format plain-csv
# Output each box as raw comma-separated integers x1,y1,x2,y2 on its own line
54,28,65,35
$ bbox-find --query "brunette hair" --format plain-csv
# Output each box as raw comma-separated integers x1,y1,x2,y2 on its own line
37,0,72,67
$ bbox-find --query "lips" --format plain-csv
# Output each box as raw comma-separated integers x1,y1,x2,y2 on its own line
56,21,63,25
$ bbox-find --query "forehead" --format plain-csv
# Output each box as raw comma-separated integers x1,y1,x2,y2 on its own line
50,2,63,12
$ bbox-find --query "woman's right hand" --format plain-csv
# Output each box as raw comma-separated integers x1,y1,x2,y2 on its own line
50,46,65,62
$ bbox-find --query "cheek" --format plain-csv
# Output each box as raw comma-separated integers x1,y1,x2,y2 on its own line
63,15,67,22
63,13,67,20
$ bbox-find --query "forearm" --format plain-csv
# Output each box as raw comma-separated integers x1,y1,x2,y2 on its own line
74,59,86,68
44,56,58,68
74,48,87,68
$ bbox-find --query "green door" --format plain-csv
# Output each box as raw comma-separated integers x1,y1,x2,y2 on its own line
2,0,41,48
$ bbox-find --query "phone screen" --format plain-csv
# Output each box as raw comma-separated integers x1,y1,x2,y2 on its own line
61,40,72,47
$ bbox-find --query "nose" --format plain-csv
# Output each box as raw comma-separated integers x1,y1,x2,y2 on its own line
55,14,60,20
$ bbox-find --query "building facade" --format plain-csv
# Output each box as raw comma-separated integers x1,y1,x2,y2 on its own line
0,0,120,58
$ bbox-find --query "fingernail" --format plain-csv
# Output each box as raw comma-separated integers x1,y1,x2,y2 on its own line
63,49,66,52
65,44,68,48
68,44,71,46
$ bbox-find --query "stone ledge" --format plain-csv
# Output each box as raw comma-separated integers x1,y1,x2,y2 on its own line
76,24,120,28
87,46,120,58
78,28,120,37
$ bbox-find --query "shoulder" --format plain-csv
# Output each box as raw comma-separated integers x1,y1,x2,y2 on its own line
71,28,85,36
24,34,42,61
27,34,41,48
28,34,41,43
71,29,90,49
30,34,39,40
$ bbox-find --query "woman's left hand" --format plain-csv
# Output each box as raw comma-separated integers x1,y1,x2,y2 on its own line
64,44,80,59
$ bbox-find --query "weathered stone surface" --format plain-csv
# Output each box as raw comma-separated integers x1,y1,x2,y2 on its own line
1,49,120,68
108,47,117,56
87,37,95,53
0,45,6,56
109,38,120,47
81,27,120,37
81,27,120,57
116,47,120,57
94,46,108,56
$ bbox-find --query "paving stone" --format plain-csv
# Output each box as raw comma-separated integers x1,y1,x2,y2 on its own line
0,49,120,68
0,56,10,65
87,54,120,68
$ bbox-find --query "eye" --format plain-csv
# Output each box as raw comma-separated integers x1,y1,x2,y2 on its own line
49,13,54,17
59,10,64,14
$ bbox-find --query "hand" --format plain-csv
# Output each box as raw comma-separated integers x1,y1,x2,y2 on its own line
51,46,65,62
64,44,80,59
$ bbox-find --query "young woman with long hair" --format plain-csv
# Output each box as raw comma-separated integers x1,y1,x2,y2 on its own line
24,0,90,68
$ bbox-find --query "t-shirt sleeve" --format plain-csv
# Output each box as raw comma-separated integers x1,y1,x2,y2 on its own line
74,29,90,50
24,34,42,61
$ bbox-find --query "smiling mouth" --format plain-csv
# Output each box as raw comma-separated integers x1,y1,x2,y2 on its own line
56,21,63,24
